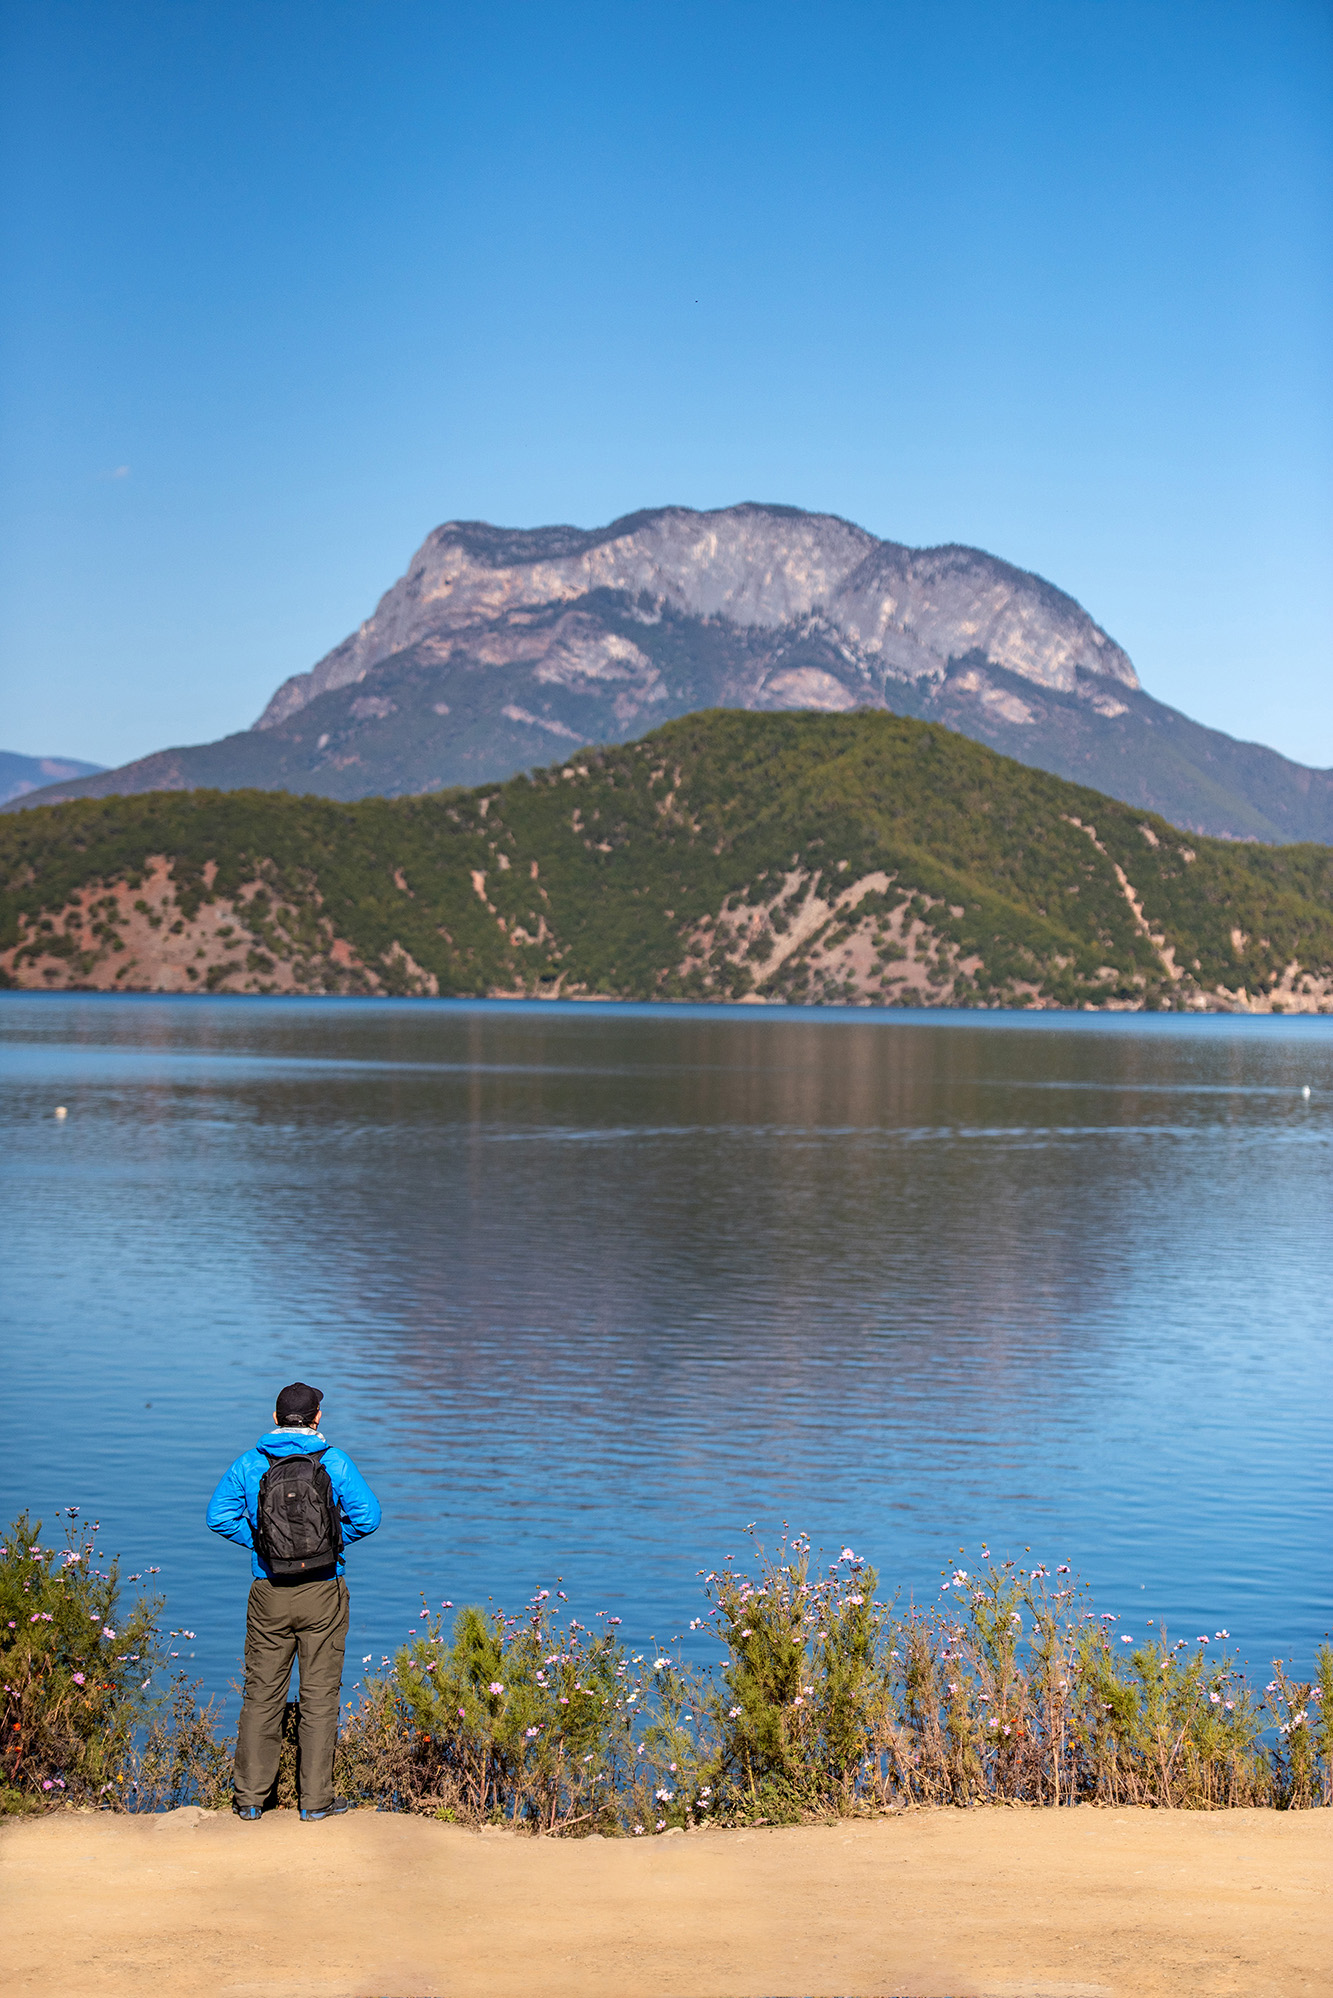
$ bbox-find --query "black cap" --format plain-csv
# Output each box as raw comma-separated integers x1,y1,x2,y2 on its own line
275,1381,323,1425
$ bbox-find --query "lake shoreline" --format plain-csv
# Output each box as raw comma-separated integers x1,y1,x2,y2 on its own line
4,1804,1328,1996
8,985,1333,1025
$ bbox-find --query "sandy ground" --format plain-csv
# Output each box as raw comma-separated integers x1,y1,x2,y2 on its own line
1,1806,1328,1998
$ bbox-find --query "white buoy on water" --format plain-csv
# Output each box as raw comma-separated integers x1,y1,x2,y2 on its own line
54,1105,68,1119
1302,1085,1311,1099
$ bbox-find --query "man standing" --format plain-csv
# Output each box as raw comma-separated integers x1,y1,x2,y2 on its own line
206,1382,381,1821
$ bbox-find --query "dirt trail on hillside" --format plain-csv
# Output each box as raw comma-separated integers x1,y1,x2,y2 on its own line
2,1806,1328,1998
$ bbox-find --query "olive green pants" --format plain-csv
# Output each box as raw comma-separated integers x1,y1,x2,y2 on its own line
233,1575,349,1813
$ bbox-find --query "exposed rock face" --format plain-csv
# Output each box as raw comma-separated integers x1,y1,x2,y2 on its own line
257,504,1137,730
12,504,1333,843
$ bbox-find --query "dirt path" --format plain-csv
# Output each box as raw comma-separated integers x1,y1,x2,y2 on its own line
2,1806,1328,1997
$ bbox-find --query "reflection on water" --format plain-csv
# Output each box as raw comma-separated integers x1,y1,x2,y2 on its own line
2,995,1330,1701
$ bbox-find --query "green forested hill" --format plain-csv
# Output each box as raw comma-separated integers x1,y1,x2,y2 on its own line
3,709,1333,1011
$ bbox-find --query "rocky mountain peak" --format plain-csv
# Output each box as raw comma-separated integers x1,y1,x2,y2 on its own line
22,501,1330,847
255,503,1135,730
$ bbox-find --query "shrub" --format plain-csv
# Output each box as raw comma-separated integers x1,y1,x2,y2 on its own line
360,1590,637,1830
133,1672,234,1812
685,1534,889,1822
3,1507,1329,1824
0,1512,163,1812
868,1557,1279,1810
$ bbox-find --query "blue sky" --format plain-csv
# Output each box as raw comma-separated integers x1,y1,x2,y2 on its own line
1,0,1330,769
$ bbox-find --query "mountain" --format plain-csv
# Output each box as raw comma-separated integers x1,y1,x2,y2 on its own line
9,503,1333,842
4,708,1331,1012
0,752,104,809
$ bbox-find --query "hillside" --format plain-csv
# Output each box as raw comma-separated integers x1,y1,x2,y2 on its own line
5,711,1332,1012
0,751,104,809
11,504,1333,842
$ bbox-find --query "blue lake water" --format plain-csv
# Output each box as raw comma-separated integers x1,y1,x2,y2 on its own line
2,993,1330,1706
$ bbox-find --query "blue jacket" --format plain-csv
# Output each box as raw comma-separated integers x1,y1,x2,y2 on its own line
206,1430,382,1580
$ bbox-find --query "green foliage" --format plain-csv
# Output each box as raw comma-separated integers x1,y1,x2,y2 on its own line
1266,1648,1333,1809
872,1557,1276,1811
4,1507,1328,1824
370,1591,635,1830
3,710,1332,1006
0,1512,163,1812
679,1534,889,1822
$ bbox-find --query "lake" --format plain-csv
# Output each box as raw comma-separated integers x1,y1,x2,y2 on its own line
2,993,1330,1704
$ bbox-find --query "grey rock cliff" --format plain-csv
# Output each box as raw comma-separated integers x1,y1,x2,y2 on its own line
12,503,1333,844
255,504,1136,730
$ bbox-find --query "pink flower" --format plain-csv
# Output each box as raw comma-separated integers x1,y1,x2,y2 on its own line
72,1672,85,1686
489,1682,505,1696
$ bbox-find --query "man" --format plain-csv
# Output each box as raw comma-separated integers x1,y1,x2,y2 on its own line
206,1382,381,1821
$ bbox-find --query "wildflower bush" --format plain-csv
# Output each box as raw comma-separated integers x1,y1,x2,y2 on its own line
0,1511,163,1812
353,1589,638,1830
870,1554,1280,1810
653,1534,890,1825
3,1509,1330,1824
619,1537,1329,1822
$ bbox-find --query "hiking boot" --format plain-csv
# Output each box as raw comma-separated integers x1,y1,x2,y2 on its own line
232,1803,264,1821
299,1798,350,1821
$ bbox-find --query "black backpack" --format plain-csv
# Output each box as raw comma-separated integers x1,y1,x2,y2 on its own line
254,1448,344,1576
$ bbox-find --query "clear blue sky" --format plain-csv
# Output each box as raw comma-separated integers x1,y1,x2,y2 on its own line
2,0,1330,769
